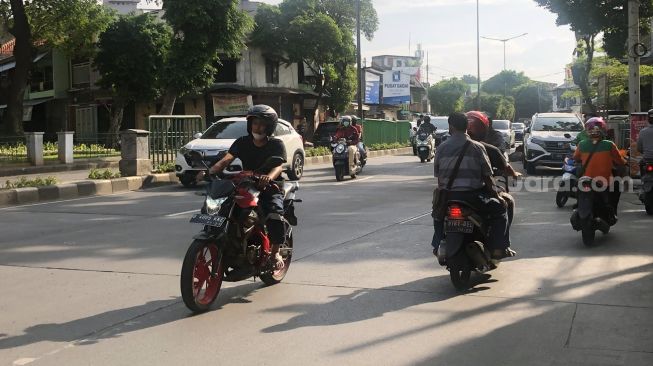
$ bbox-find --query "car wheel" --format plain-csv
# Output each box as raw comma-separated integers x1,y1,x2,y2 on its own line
287,152,304,180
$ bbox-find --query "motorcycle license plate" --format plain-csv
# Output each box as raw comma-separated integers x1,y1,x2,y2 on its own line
445,219,474,233
190,214,226,227
419,147,427,151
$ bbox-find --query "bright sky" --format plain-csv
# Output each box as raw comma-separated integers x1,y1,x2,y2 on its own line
257,0,577,86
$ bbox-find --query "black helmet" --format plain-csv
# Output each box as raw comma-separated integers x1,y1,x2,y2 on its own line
648,109,653,123
351,115,360,125
423,115,431,123
246,104,278,136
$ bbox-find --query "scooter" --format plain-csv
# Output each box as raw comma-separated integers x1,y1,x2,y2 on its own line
640,160,653,215
570,176,616,246
416,131,435,163
556,155,578,207
331,138,362,181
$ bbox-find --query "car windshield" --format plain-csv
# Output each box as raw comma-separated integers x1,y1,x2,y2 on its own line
493,120,510,130
512,123,525,129
201,120,248,139
532,117,583,132
430,118,449,130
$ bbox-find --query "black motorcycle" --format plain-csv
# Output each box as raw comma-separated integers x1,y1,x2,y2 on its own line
640,161,653,215
331,138,362,181
570,177,615,246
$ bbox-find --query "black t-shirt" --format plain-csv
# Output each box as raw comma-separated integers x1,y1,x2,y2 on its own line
480,141,507,174
228,135,287,174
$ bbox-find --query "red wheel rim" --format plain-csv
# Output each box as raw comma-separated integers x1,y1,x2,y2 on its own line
192,243,223,305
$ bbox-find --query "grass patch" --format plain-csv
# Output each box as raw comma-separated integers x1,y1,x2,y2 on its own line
152,162,176,173
305,146,332,157
88,168,121,180
4,176,58,189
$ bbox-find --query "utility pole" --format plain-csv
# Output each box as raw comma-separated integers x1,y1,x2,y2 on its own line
356,0,363,119
476,0,481,110
628,0,641,112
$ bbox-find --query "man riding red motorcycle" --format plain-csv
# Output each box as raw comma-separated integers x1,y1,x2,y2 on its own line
333,116,361,171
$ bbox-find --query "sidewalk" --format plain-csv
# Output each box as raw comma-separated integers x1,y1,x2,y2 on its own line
0,157,120,178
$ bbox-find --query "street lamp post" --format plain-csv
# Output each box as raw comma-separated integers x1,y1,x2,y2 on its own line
480,32,528,70
356,0,363,119
476,0,480,110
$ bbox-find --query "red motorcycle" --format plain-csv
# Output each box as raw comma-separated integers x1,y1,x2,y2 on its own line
180,152,299,313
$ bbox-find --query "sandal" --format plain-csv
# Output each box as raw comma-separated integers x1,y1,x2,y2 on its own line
272,252,285,271
491,248,517,260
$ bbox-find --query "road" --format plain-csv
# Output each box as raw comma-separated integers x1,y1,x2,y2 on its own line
1,154,652,366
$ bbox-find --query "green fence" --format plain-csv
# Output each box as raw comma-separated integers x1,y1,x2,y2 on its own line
361,119,411,146
148,115,204,166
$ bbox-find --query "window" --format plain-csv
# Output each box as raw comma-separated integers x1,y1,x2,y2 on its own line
214,59,238,83
265,58,279,84
275,122,291,136
72,62,91,89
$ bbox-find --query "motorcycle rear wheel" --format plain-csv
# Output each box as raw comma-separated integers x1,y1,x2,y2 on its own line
180,239,224,313
448,251,472,291
555,191,568,208
260,234,293,286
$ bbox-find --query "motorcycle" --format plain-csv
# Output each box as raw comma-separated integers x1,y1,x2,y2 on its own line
180,151,300,313
640,160,653,215
556,155,578,208
416,131,435,163
570,176,615,246
331,137,362,181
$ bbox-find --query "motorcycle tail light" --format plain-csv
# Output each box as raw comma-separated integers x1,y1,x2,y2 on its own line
646,164,653,173
448,205,464,219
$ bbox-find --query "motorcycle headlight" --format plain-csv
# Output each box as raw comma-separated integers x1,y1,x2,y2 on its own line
335,144,345,154
205,196,228,215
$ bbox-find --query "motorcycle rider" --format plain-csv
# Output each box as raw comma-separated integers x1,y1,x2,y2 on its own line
485,115,507,153
573,117,626,222
637,109,653,172
466,111,521,224
431,112,515,261
333,115,361,172
418,115,437,135
351,115,367,163
208,105,287,270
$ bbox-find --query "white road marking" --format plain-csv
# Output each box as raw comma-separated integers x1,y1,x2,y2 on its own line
165,209,198,217
398,212,431,225
334,176,375,185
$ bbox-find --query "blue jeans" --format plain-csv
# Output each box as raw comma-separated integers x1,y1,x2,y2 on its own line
431,190,509,252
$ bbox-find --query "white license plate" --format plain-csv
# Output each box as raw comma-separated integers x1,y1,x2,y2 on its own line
190,214,226,227
445,219,474,233
419,147,427,150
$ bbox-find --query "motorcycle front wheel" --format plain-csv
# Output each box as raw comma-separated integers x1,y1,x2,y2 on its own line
335,165,345,181
180,239,224,313
261,233,293,286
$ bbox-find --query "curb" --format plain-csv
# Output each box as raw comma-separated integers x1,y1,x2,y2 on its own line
304,147,412,165
0,172,177,207
0,158,120,177
0,147,412,207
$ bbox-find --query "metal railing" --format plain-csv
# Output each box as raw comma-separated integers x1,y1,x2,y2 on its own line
148,115,204,167
73,133,121,159
0,136,29,165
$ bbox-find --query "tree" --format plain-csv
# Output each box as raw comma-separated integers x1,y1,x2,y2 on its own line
588,56,653,109
95,14,172,144
534,0,653,112
461,74,478,84
428,78,468,115
251,0,378,138
513,83,553,119
157,0,252,115
481,70,529,96
0,0,115,135
464,94,515,120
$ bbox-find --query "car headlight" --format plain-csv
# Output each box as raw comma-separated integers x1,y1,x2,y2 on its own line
205,196,228,215
529,138,547,149
335,144,345,154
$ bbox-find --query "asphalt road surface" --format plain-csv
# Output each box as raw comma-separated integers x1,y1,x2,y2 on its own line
1,154,652,366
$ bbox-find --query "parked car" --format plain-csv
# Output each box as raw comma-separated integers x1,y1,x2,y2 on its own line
429,116,450,146
313,121,340,147
512,122,525,142
523,113,583,175
175,117,305,186
493,119,515,149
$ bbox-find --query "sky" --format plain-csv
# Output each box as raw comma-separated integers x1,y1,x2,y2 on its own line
257,0,577,86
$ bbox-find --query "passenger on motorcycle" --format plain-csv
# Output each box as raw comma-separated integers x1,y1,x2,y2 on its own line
351,115,367,162
209,105,288,270
573,117,626,220
333,116,361,171
431,112,515,260
638,109,653,169
466,111,521,224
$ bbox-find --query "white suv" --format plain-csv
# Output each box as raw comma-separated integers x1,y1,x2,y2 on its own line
523,113,583,175
175,117,305,186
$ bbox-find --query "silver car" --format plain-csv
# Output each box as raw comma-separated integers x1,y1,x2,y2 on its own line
492,120,516,149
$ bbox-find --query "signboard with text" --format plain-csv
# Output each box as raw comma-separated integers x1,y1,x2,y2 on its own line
382,70,410,105
365,72,380,104
212,94,252,116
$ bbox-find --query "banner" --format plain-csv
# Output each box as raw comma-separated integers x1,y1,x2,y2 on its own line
382,70,410,105
212,94,252,116
630,112,648,177
365,72,380,104
392,67,420,82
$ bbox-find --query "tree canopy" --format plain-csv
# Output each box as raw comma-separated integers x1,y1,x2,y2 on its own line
428,78,468,116
481,70,530,96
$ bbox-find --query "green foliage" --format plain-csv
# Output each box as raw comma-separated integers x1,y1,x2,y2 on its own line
5,176,57,189
305,147,331,157
368,142,409,151
428,78,468,115
161,0,252,97
481,70,530,96
95,14,172,103
462,75,478,84
513,83,553,119
588,56,653,109
152,162,176,173
88,168,121,180
324,64,357,113
465,94,515,120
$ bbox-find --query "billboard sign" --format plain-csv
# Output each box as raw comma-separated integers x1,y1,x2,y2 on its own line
383,70,410,105
212,94,253,116
365,71,380,104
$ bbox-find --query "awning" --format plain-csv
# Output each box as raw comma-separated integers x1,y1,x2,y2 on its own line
208,84,320,96
0,52,49,73
0,97,53,109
